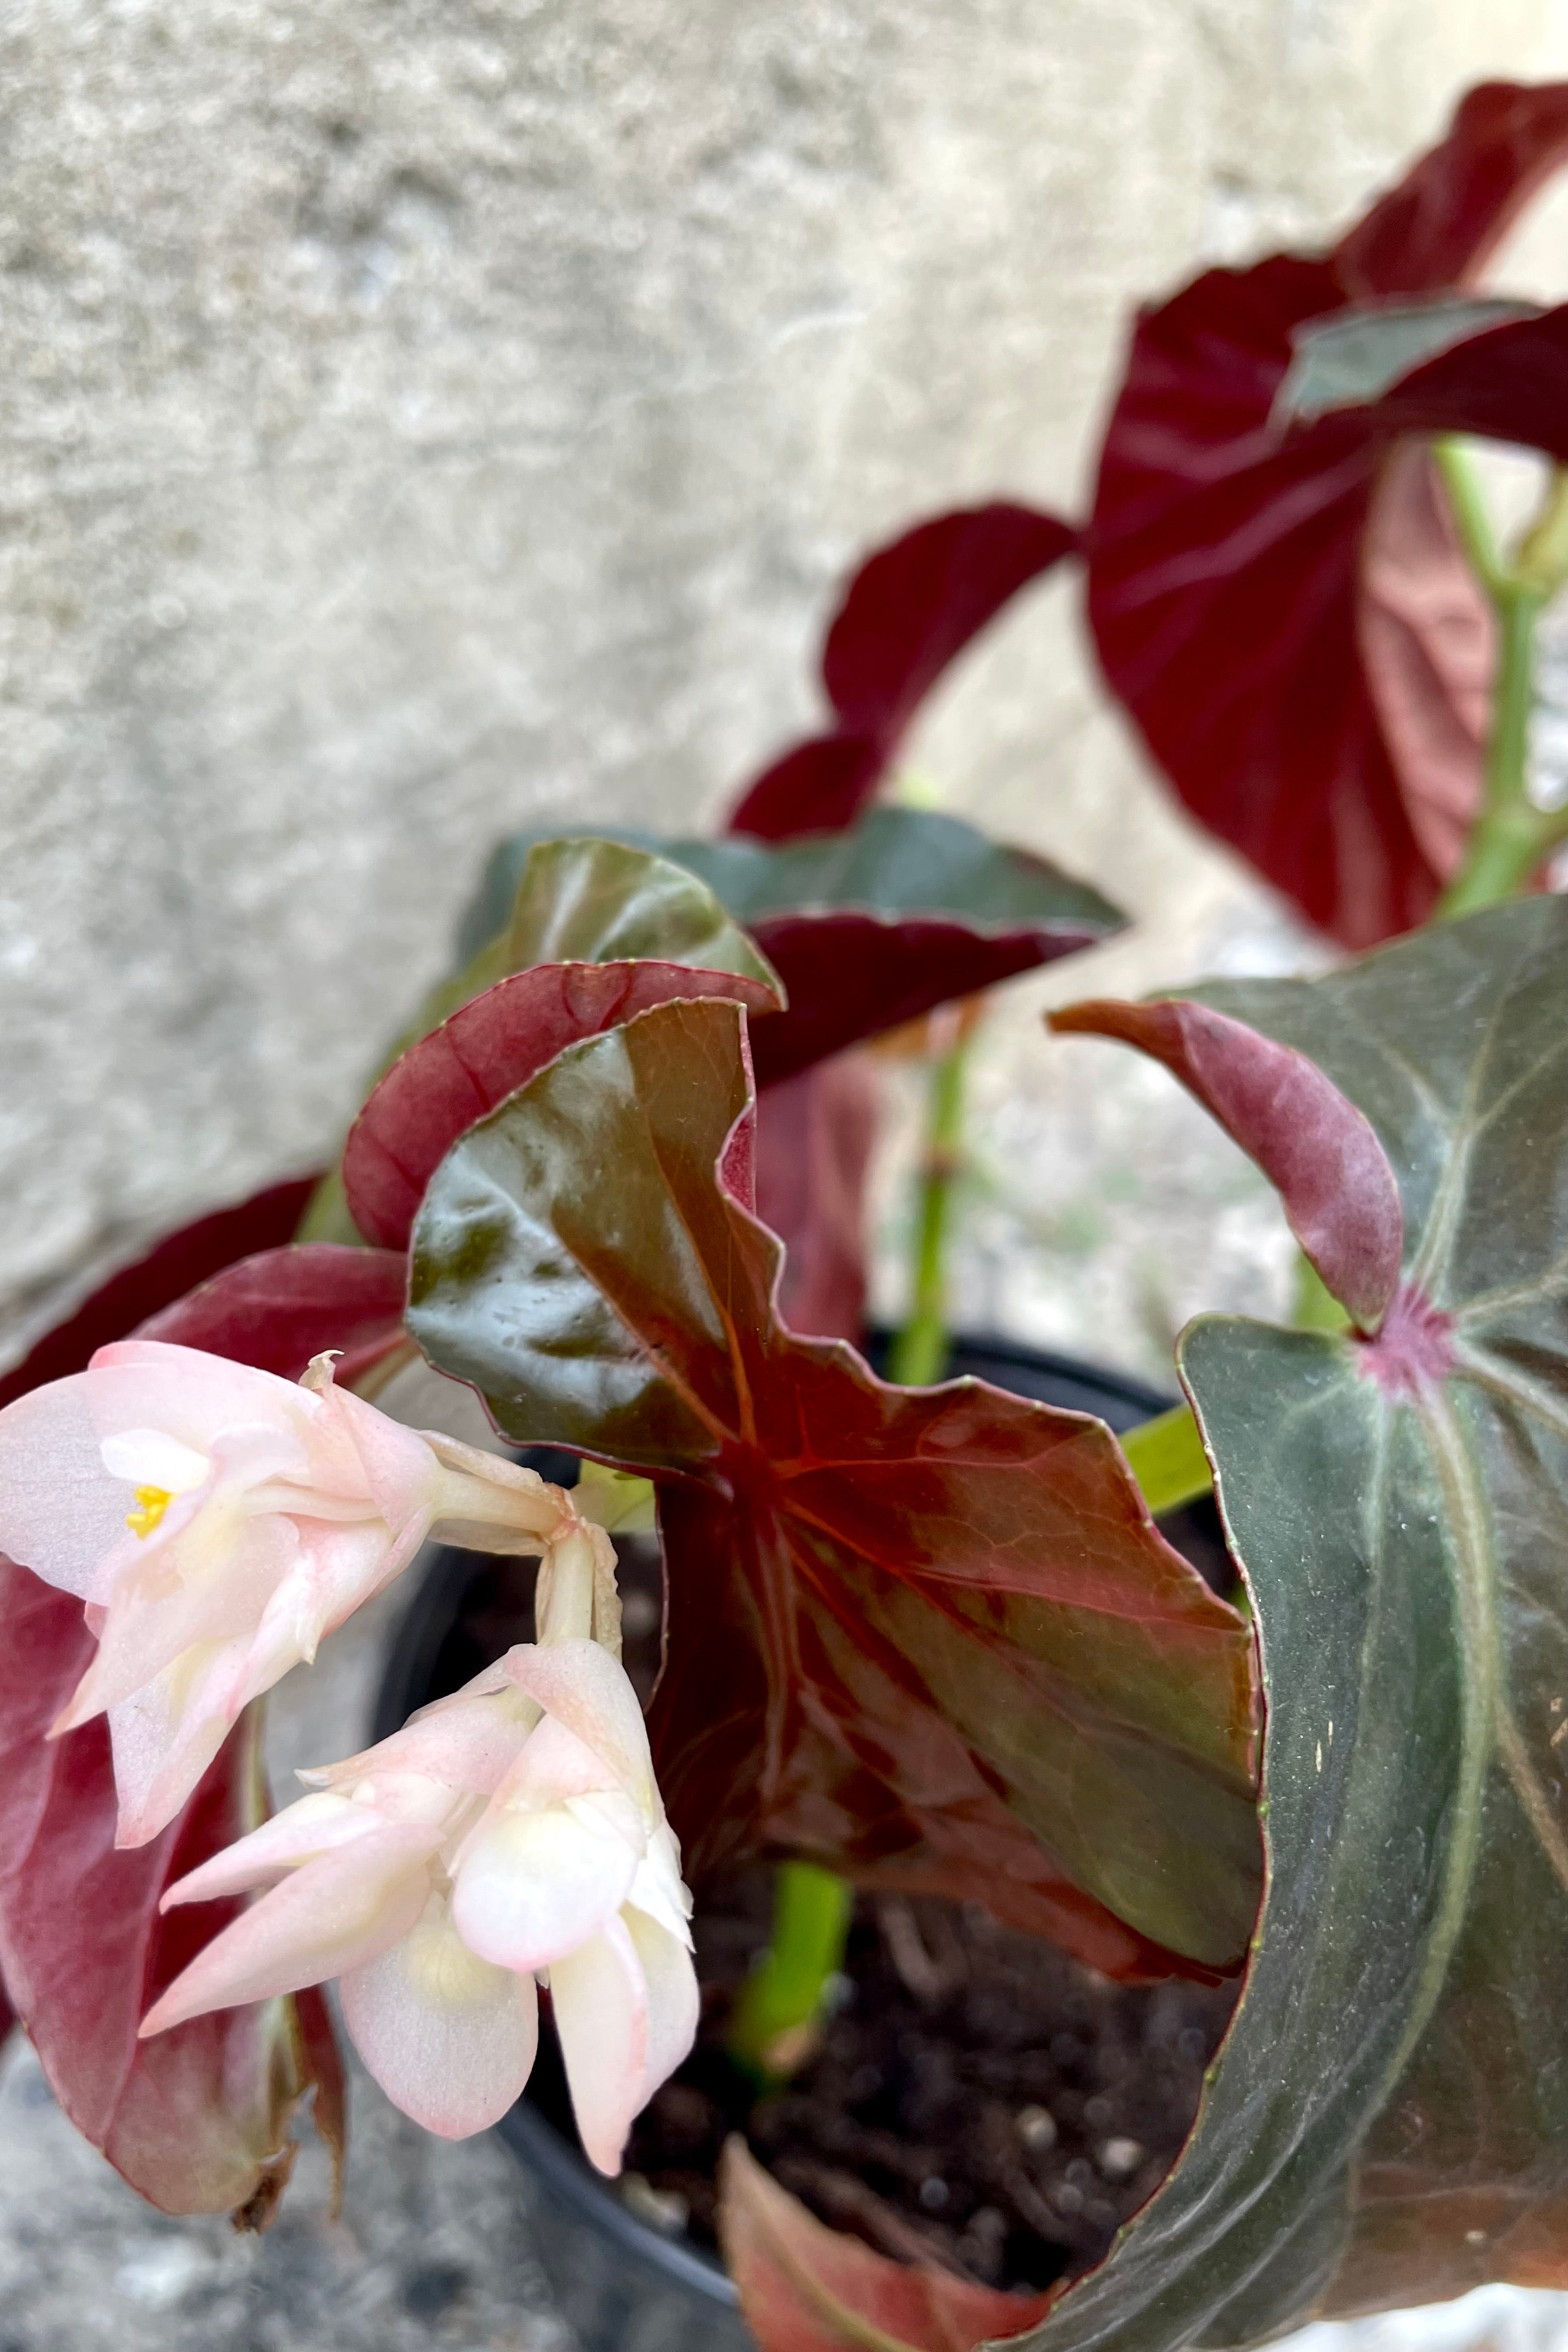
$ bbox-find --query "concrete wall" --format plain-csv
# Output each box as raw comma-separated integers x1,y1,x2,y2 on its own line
4,0,1568,1364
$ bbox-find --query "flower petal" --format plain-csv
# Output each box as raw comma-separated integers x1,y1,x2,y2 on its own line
502,1639,657,1811
340,1891,540,2138
301,1686,536,1798
452,1789,640,1973
161,1790,384,1906
139,1836,431,2034
99,1429,210,1493
314,1378,440,1531
0,1376,143,1600
87,1340,319,1461
624,1903,700,2106
548,1914,649,2176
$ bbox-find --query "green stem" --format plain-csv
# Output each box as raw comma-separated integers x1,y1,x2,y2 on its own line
887,1021,971,1388
1437,582,1549,918
726,1862,855,2082
1121,1405,1213,1516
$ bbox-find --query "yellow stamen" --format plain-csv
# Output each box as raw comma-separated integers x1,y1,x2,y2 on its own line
125,1485,173,1539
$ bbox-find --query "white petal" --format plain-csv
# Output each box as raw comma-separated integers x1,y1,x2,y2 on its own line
502,1640,656,1811
452,1796,640,1973
625,1822,695,1948
341,1892,539,2138
99,1429,211,1493
623,1904,699,2106
107,1665,236,1849
139,1838,431,2034
86,1341,317,1461
300,1689,533,1799
0,1377,141,1601
548,1915,649,2176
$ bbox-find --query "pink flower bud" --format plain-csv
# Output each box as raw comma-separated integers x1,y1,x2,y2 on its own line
0,1339,571,1845
139,1639,698,2167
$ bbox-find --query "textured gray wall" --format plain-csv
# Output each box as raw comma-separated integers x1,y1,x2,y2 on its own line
3,0,1567,1362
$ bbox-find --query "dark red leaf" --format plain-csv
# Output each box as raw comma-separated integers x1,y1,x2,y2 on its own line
344,960,781,1252
747,913,1093,1089
410,999,1261,1979
755,1056,882,1342
1051,998,1403,1328
134,1244,408,1387
0,1559,335,2216
729,506,1077,840
719,2136,1052,2352
1087,80,1568,946
0,1177,317,1411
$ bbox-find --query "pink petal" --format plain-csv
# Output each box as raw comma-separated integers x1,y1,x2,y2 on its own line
87,1341,319,1461
340,1893,540,2138
107,1668,239,1849
452,1786,641,1973
502,1639,657,1808
548,1914,649,2176
315,1379,439,1532
0,1376,141,1600
301,1687,535,1798
624,1905,700,2106
139,1836,432,2034
161,1790,384,1906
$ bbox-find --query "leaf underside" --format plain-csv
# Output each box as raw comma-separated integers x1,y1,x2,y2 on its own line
1087,79,1568,947
1019,897,1568,2352
408,996,1259,1979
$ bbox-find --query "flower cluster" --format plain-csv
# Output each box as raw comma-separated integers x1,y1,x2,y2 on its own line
0,1339,697,2168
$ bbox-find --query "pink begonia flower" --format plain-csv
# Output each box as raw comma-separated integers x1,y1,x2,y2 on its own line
139,1633,699,2168
0,1339,575,1846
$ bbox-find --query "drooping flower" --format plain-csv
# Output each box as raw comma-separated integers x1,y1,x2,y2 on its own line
139,1632,699,2169
0,1339,577,1845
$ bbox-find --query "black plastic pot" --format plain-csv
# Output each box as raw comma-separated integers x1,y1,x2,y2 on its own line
372,1337,1225,2352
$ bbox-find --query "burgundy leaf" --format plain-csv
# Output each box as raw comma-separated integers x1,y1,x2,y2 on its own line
0,1176,317,1412
1051,998,1402,1328
755,1056,883,1342
729,506,1077,840
746,912,1095,1089
134,1243,409,1387
344,959,782,1253
410,999,1261,1979
719,2136,1052,2352
1087,80,1568,946
0,1559,338,2217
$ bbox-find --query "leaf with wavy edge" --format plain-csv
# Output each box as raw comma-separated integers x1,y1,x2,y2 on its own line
344,960,783,1252
719,2137,1051,2351
407,996,1258,1977
1020,898,1568,2351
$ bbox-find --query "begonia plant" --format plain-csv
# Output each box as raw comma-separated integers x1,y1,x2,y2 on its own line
4,72,1568,2352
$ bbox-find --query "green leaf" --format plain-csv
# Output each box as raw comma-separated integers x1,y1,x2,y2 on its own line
1275,295,1537,426
1023,897,1568,2351
505,836,784,986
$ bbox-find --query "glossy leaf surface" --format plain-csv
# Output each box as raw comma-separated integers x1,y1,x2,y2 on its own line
344,959,782,1252
0,1559,342,2218
1021,898,1568,2351
727,505,1077,840
456,808,1122,1091
1087,80,1568,946
719,2137,1051,2351
1275,294,1537,422
408,999,1259,1977
0,1177,318,1410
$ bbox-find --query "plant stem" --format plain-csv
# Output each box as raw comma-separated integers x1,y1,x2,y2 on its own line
887,1013,972,1388
1121,1404,1212,1516
726,1861,855,2082
1437,580,1550,917
1435,452,1568,920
